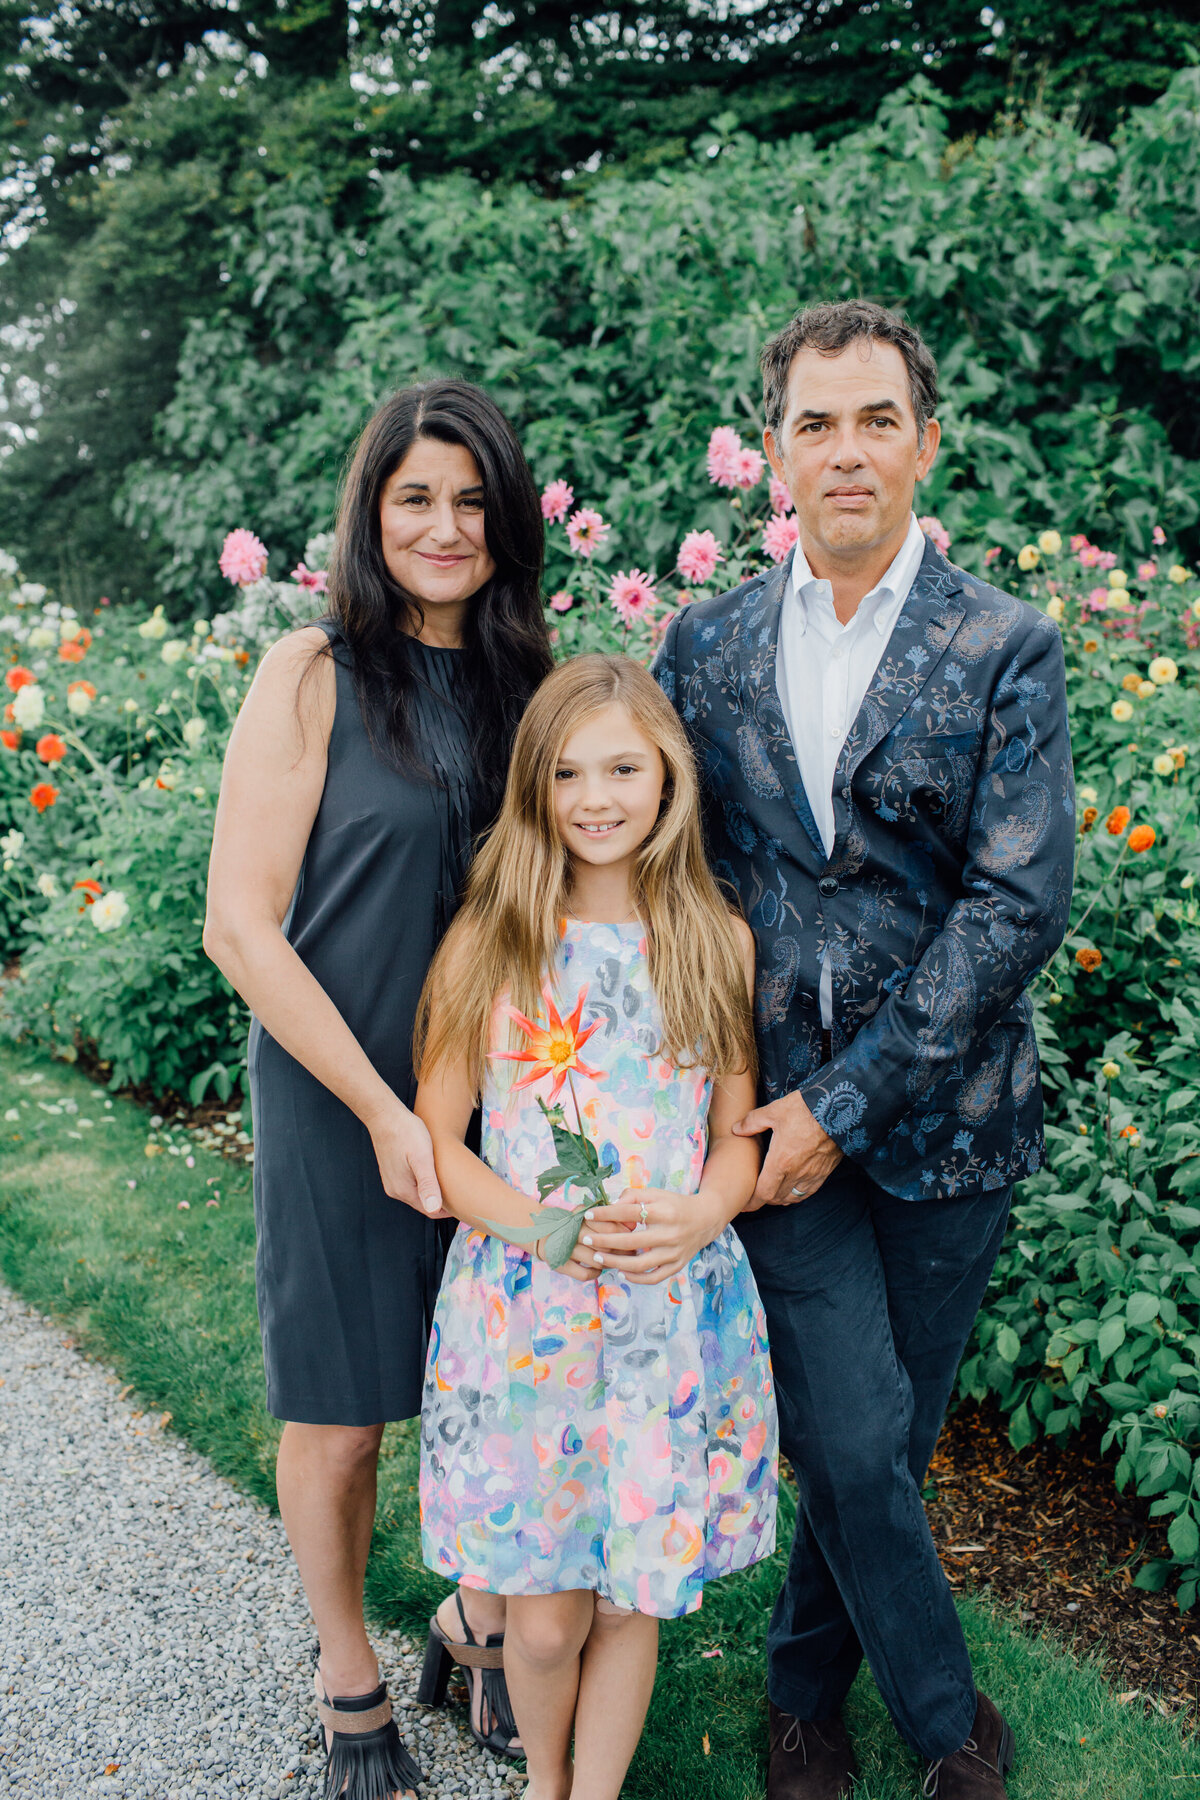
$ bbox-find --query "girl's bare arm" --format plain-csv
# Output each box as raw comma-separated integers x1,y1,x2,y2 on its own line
416,1061,598,1280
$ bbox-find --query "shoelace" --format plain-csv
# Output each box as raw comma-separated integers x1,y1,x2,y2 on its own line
923,1735,998,1797
775,1715,842,1768
779,1717,807,1763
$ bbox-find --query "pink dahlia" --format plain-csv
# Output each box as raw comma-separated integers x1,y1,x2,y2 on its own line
706,426,743,488
1086,586,1110,611
1137,560,1157,581
1069,534,1089,553
1077,542,1101,568
540,480,575,524
733,446,765,489
219,528,269,587
984,547,1002,566
548,590,575,613
566,508,611,558
769,475,794,516
676,530,723,586
917,515,951,554
762,513,799,564
608,569,658,627
291,562,328,592
1153,525,1166,546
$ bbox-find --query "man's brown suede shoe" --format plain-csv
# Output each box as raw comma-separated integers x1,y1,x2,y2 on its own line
921,1694,1015,1797
767,1701,858,1798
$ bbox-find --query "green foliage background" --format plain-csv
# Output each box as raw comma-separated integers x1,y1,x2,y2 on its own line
118,72,1200,619
1,17,1198,607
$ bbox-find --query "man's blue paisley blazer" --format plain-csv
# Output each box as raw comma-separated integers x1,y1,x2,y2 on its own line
653,537,1075,1201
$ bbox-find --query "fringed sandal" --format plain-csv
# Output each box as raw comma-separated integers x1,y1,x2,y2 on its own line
313,1661,423,1800
415,1592,520,1759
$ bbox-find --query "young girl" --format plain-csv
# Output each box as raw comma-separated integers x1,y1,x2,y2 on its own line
412,653,777,1800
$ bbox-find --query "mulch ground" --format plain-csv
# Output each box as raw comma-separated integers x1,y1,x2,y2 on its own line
928,1398,1199,1729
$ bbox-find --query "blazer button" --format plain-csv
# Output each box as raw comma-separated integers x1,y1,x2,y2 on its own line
818,875,840,898
798,992,816,1010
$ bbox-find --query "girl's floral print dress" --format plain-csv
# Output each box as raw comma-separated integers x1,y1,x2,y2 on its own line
420,919,777,1619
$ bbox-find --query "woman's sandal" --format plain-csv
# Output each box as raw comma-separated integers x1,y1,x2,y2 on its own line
415,1591,520,1759
313,1651,423,1800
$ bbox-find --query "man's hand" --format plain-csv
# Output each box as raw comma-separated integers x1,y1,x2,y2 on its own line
733,1089,844,1210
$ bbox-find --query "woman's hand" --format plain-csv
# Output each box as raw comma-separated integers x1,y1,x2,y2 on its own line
367,1100,452,1219
576,1187,725,1285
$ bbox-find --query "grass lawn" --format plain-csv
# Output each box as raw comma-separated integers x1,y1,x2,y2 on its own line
0,1037,1196,1800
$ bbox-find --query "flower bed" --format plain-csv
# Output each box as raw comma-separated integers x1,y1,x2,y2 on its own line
0,454,1197,1602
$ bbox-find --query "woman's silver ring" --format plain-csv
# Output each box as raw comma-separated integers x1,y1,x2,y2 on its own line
638,1201,649,1229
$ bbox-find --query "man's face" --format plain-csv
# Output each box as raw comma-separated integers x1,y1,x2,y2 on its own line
763,338,940,567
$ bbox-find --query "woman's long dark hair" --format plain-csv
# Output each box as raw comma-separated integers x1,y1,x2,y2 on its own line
323,380,552,818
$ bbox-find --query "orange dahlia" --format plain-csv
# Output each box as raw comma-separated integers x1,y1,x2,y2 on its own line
5,665,35,692
491,983,605,1100
35,733,66,765
0,730,19,751
1075,946,1103,972
29,783,58,813
1106,806,1131,835
1128,825,1156,853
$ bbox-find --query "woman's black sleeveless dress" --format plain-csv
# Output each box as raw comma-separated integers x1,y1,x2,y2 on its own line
248,626,477,1426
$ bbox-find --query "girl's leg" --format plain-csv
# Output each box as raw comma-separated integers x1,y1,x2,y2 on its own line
276,1421,385,1695
570,1600,659,1800
503,1591,596,1800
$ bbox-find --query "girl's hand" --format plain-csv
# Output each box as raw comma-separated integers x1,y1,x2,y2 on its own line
367,1100,453,1219
578,1187,725,1285
537,1235,601,1283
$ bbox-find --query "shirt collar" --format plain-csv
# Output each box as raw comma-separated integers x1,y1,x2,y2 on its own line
783,513,927,638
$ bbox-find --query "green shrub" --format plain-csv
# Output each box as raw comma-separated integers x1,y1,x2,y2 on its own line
119,72,1200,615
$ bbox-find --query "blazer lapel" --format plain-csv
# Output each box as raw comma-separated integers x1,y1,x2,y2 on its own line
738,562,826,860
835,539,967,786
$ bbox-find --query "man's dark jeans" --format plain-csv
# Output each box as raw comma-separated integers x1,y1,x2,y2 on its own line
737,1159,1011,1762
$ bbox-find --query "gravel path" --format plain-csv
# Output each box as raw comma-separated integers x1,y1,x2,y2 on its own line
0,1286,518,1800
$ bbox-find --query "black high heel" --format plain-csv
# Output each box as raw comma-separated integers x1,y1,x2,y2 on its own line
313,1657,423,1799
415,1591,520,1759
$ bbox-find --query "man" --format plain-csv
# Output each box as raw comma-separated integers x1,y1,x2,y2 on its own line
653,300,1074,1799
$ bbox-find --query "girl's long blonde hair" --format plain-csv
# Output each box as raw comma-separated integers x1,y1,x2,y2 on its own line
415,652,755,1091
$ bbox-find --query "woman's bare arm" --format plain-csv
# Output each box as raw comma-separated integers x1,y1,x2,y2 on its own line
203,627,444,1216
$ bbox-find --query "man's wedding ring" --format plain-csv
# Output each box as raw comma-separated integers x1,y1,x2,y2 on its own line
790,1184,807,1197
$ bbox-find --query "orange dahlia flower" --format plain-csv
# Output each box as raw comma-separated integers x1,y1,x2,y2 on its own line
29,783,58,813
74,879,103,909
68,680,96,702
1081,807,1098,831
35,733,66,765
0,730,19,751
5,666,35,692
1106,806,1131,835
1075,946,1103,972
492,983,605,1100
58,640,86,664
1128,825,1156,853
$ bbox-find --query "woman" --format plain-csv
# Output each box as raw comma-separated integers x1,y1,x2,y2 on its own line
204,379,552,1799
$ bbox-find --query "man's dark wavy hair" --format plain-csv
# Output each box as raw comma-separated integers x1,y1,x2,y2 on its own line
760,300,939,443
322,379,552,819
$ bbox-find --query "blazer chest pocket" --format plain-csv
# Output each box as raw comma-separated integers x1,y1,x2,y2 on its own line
876,731,979,838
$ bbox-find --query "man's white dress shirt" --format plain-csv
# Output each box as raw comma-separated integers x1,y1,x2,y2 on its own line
775,512,927,1029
